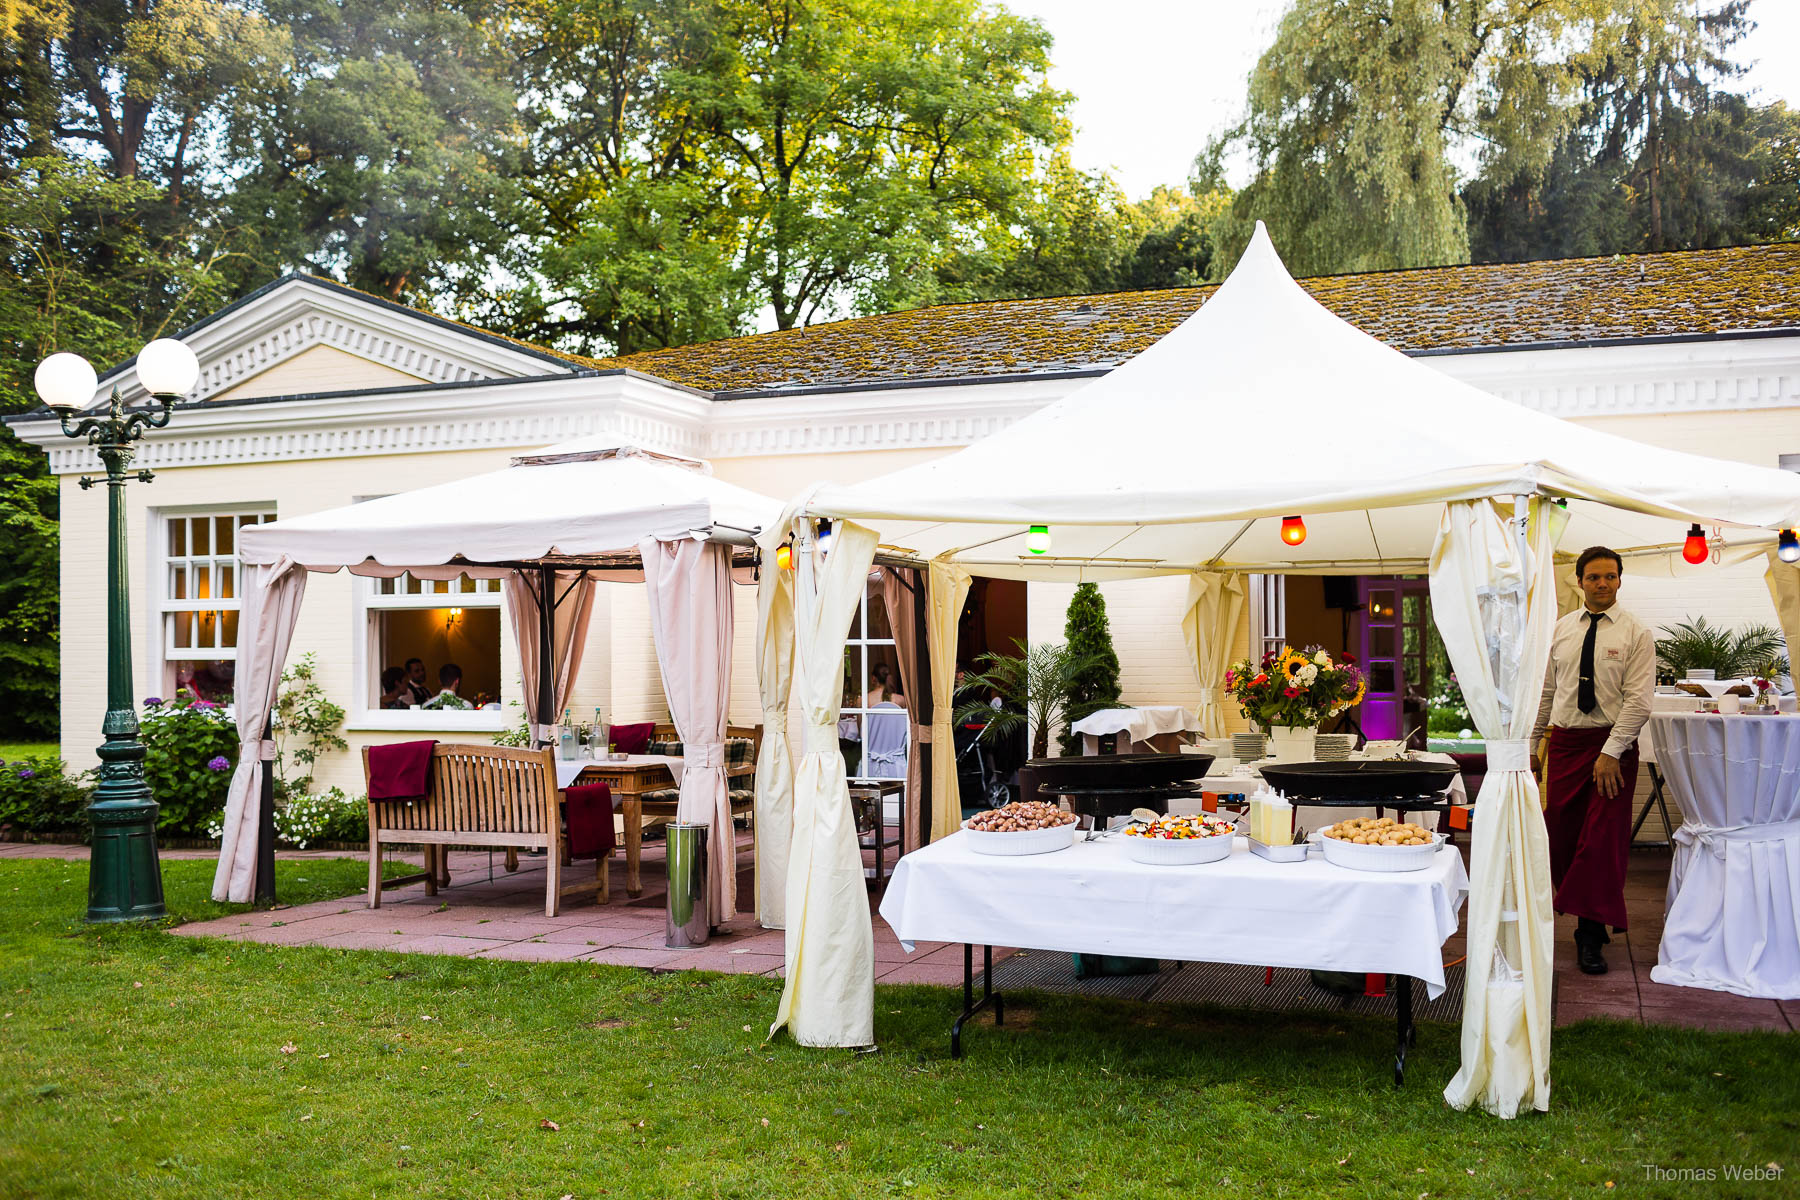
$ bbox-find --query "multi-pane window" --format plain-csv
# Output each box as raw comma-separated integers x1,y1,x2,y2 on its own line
158,509,274,699
839,571,909,783
1250,573,1287,660
365,573,504,713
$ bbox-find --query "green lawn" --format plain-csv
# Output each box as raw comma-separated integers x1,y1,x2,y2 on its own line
0,741,59,762
1,859,1794,1198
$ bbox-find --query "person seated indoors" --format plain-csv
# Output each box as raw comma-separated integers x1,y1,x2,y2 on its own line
379,666,410,709
421,662,472,711
396,657,431,707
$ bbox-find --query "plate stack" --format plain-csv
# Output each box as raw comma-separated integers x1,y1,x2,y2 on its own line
1314,733,1355,761
1232,732,1267,761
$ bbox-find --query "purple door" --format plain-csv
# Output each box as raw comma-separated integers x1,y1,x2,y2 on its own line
1356,576,1430,742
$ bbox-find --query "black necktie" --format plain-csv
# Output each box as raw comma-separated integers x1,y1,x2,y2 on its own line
1578,612,1600,714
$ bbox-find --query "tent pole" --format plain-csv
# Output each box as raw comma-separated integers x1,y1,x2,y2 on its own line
537,565,555,747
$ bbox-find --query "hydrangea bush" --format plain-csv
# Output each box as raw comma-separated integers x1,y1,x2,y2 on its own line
0,756,92,838
141,690,238,837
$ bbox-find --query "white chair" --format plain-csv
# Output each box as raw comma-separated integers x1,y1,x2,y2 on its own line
863,702,910,779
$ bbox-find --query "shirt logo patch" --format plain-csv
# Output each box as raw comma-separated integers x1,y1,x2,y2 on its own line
1604,647,1621,659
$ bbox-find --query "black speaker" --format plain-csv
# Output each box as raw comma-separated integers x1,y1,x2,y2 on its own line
1322,575,1359,610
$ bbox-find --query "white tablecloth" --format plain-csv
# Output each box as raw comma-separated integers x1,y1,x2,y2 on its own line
1647,713,1800,999
1071,705,1199,742
1167,752,1467,833
879,832,1469,998
555,754,684,791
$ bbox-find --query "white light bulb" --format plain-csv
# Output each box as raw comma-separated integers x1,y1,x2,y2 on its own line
33,352,97,411
136,338,200,397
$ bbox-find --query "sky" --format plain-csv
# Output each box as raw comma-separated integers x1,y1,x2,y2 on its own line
1006,0,1800,201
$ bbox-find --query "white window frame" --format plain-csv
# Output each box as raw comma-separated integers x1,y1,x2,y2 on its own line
1249,573,1287,661
149,505,276,699
350,570,507,732
841,570,910,802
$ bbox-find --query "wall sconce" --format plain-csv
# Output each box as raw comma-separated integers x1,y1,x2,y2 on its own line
447,607,463,629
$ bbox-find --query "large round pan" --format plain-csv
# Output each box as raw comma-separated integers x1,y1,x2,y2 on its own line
1025,753,1214,793
1256,760,1458,800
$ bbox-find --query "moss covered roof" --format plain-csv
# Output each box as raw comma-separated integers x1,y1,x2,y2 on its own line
582,241,1800,394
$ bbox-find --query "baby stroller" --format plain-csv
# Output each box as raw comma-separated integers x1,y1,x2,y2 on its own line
954,717,1015,818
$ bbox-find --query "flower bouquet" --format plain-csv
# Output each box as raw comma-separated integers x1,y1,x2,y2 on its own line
1224,646,1365,760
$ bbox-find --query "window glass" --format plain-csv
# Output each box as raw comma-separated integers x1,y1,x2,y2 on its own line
157,508,273,699
365,574,503,714
840,570,908,783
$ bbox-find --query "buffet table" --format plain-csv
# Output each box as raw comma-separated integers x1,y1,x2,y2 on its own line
1646,713,1800,999
880,832,1468,1081
1071,705,1200,753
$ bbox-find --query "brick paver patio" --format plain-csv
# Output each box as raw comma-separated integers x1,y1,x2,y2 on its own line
5,836,1793,1031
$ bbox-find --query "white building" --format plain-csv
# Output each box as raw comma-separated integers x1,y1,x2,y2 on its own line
11,242,1799,792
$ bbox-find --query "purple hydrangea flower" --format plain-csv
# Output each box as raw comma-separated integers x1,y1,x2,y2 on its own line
16,767,35,780
144,696,164,707
194,700,217,710
206,756,230,772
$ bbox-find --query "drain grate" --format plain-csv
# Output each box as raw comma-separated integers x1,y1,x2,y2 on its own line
991,952,1465,1022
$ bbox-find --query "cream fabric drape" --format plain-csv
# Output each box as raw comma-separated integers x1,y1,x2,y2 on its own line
1181,572,1246,737
753,531,797,928
1764,550,1800,672
880,567,926,854
926,560,972,843
641,537,736,925
502,570,598,742
212,558,308,902
1430,497,1559,1118
1552,554,1583,618
772,518,880,1047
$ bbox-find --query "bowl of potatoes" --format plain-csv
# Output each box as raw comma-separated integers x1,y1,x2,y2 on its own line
1310,817,1446,873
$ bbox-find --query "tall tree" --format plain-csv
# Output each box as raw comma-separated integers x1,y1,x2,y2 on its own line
1058,583,1121,755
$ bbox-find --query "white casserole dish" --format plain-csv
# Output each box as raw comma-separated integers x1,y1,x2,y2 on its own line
1121,831,1235,866
962,823,1078,856
1310,829,1447,873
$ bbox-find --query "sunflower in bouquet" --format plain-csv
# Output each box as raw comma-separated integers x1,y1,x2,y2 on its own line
1224,645,1365,730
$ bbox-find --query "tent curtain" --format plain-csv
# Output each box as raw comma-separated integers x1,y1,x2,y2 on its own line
926,560,973,842
753,532,797,928
880,567,926,854
212,558,309,902
641,537,736,925
1181,572,1246,737
1764,550,1800,672
772,517,880,1047
502,570,598,742
1430,497,1559,1118
1552,554,1584,618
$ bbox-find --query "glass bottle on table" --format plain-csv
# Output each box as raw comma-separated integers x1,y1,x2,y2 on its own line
594,706,609,758
558,707,576,760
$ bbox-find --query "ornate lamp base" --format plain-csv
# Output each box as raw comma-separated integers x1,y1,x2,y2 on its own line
86,800,167,922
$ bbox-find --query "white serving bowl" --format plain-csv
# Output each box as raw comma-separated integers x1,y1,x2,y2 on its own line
962,823,1078,856
1121,831,1235,866
1310,829,1447,873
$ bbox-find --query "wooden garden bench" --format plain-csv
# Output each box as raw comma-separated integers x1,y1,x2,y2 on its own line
362,742,606,917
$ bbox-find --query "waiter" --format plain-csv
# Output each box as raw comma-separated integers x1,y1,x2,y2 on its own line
1530,545,1655,975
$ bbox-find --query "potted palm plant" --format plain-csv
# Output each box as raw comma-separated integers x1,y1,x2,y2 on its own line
953,640,1101,761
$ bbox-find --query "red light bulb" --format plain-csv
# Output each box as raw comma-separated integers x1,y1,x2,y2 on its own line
1280,515,1307,547
1681,524,1707,565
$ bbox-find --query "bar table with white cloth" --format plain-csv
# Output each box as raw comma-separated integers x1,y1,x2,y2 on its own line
1647,713,1800,999
880,831,1468,1078
1071,705,1200,753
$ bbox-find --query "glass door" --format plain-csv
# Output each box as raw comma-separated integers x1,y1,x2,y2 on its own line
1357,576,1432,745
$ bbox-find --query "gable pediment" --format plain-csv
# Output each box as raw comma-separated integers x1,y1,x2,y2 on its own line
97,275,581,408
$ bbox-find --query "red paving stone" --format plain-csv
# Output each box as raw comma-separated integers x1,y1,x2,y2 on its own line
12,839,1792,1031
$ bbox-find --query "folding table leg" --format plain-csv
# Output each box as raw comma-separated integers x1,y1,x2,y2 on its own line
1394,975,1415,1087
1630,763,1675,849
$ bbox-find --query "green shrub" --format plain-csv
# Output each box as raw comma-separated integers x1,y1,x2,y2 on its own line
271,786,367,848
140,690,237,838
1058,583,1122,755
273,652,347,798
0,756,92,837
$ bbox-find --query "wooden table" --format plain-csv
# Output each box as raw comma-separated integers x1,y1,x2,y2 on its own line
563,757,681,898
849,778,905,883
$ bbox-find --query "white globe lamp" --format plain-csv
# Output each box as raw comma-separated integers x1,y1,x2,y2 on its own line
135,338,200,397
33,352,97,412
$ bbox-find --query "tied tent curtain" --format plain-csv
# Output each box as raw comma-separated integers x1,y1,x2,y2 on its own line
880,566,926,855
771,517,879,1047
502,570,598,742
926,560,972,843
1430,497,1559,1118
1181,572,1246,737
212,558,308,902
1764,551,1800,677
753,530,797,928
641,537,736,926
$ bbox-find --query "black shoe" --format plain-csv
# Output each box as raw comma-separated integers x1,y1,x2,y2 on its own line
1576,939,1608,975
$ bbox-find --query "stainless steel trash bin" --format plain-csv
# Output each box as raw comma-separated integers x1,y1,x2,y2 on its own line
664,822,710,948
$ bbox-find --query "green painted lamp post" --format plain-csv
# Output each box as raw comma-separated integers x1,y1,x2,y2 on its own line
35,340,200,923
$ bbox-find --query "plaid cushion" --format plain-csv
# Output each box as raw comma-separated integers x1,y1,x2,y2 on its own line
641,785,755,807
643,737,755,768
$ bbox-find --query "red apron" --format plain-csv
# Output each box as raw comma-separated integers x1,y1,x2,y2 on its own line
1544,724,1637,930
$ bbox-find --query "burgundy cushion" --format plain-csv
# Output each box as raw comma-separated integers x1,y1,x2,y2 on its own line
563,782,615,859
366,739,436,799
611,722,656,756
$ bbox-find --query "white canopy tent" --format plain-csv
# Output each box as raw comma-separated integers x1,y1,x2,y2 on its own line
761,224,1800,1116
218,439,786,933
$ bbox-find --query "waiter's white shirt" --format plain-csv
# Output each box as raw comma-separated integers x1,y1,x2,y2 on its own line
1531,604,1655,761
